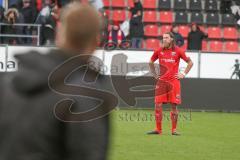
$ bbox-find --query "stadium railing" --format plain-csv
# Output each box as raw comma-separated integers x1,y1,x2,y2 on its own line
0,23,41,46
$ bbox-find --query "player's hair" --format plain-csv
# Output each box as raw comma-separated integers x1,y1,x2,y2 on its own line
58,2,101,50
163,31,175,49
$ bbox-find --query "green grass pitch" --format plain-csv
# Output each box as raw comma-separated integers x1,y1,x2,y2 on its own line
108,109,240,160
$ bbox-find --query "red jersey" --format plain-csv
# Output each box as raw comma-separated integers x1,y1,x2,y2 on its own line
150,46,190,81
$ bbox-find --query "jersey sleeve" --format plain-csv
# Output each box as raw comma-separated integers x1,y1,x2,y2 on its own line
179,49,190,62
150,50,158,62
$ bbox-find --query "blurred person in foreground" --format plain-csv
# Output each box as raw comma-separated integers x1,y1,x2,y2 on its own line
187,23,208,51
148,32,193,135
0,2,117,160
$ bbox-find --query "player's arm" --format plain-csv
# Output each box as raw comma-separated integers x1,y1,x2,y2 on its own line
177,59,193,79
149,50,159,79
149,60,159,79
177,50,194,79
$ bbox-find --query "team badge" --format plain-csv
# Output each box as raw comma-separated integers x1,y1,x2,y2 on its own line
171,52,176,56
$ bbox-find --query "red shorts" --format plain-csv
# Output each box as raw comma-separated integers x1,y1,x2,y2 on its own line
155,79,181,105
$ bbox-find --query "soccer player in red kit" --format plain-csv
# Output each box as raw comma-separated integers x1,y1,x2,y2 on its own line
148,32,193,135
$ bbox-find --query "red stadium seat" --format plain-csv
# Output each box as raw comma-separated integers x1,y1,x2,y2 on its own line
143,11,158,22
159,11,173,23
112,10,126,22
202,40,208,51
105,9,110,17
143,0,157,9
224,41,239,52
209,40,223,52
198,25,205,32
102,0,110,7
145,39,160,50
112,0,126,8
207,27,221,39
178,25,190,38
223,27,238,40
159,25,171,36
127,0,134,8
144,25,159,37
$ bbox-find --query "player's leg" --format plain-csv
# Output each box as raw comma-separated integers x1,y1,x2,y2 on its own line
147,103,163,135
147,80,168,135
168,79,181,135
155,103,163,133
170,103,180,135
230,71,235,79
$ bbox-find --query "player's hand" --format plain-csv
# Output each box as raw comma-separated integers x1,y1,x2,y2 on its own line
154,75,160,80
176,73,185,79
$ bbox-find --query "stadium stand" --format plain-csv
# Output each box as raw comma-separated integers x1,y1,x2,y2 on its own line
205,0,218,12
1,0,239,53
158,0,171,10
175,11,188,24
144,24,159,37
145,38,160,50
142,0,157,9
190,12,204,24
174,0,187,11
189,0,202,11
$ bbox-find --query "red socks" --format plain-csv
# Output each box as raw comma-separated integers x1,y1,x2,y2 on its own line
154,104,179,134
170,110,179,133
155,104,162,133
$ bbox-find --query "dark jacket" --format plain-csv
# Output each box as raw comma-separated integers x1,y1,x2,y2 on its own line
187,28,208,50
130,16,144,38
172,32,184,47
20,6,37,24
130,2,144,38
0,49,117,160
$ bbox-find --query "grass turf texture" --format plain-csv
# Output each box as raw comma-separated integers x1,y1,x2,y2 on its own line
108,109,240,160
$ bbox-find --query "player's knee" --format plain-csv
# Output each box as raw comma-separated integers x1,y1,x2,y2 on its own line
155,103,163,110
171,104,178,112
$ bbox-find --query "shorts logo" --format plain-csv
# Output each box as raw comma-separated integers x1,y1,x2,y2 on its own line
160,52,164,55
176,94,180,99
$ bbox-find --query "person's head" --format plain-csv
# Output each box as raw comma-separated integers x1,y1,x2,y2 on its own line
22,0,31,8
112,21,119,30
172,25,179,33
235,59,239,63
57,2,101,54
5,8,18,24
44,0,52,6
162,32,175,49
191,23,198,32
134,0,140,3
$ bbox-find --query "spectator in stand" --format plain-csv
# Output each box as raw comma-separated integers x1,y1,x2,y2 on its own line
129,0,144,49
35,0,58,45
2,7,24,45
16,0,37,10
19,0,37,44
231,1,240,25
187,23,208,51
88,0,104,11
171,24,184,47
108,21,125,47
0,5,4,22
100,10,109,47
0,5,5,43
